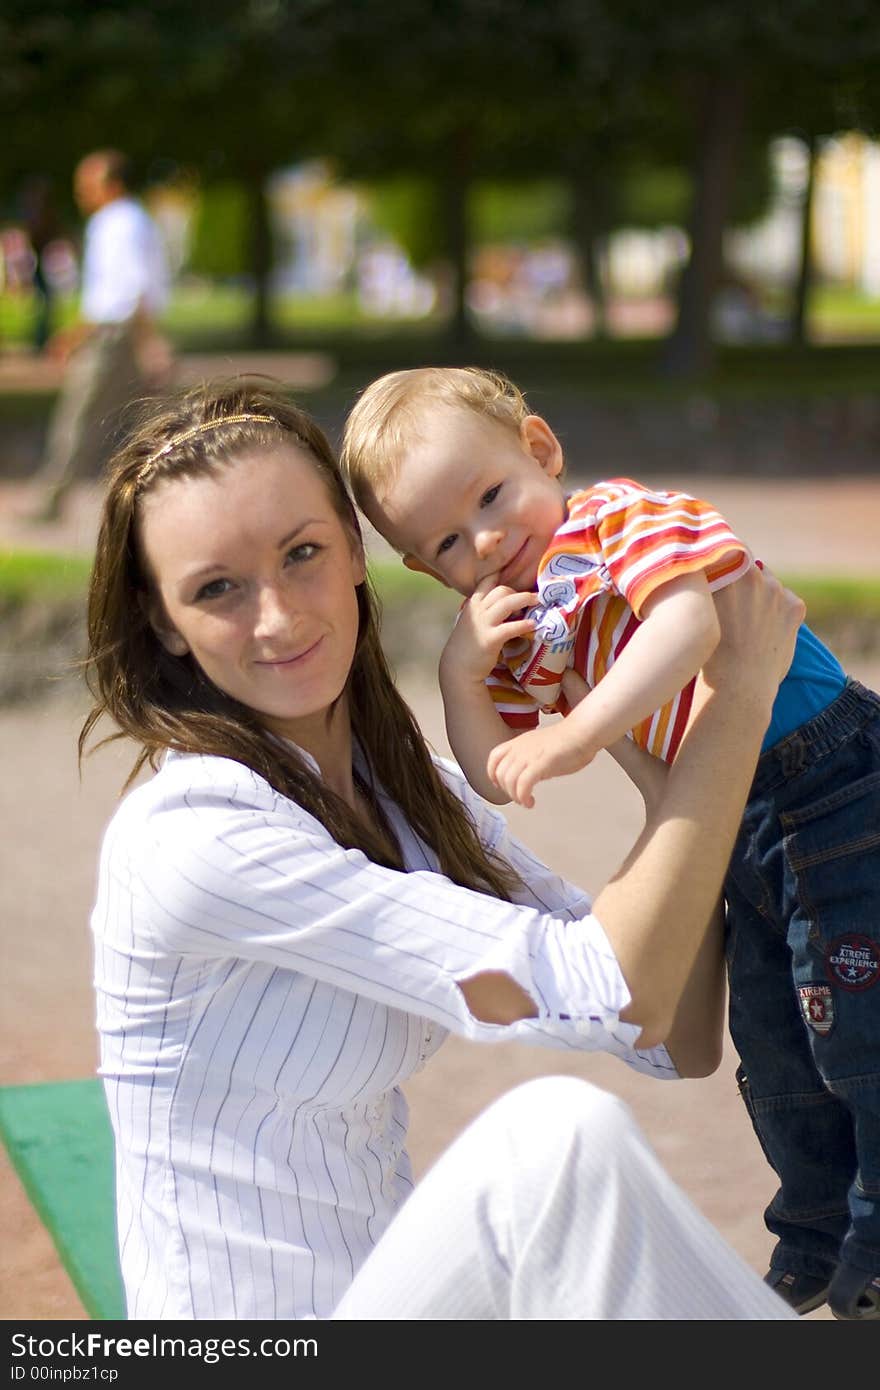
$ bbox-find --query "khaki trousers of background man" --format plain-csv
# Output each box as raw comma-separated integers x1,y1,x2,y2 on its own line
36,323,145,513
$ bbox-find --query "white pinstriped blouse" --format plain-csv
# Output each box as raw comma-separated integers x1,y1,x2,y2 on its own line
91,747,676,1321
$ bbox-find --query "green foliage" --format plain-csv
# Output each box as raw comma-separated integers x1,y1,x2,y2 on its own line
364,179,444,268
187,183,250,279
614,165,691,228
470,181,572,245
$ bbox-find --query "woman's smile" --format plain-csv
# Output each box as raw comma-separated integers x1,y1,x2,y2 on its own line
254,636,325,668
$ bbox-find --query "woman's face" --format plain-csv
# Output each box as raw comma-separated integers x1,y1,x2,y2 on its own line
138,444,366,745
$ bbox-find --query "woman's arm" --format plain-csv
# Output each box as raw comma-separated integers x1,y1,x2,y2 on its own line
537,669,724,1075
588,567,802,1048
661,896,726,1077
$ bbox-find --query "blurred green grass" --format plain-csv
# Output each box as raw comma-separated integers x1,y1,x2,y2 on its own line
0,550,93,602
3,284,880,411
2,549,877,626
782,576,880,627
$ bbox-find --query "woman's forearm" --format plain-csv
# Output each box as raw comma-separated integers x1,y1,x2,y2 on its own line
592,569,802,1048
663,895,726,1077
593,680,766,1045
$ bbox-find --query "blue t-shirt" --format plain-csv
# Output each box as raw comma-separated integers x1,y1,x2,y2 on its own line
763,623,846,751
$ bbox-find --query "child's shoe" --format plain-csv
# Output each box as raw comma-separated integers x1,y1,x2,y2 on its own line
827,1265,880,1319
763,1268,832,1314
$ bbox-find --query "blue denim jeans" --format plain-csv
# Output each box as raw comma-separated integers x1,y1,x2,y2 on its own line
725,678,880,1282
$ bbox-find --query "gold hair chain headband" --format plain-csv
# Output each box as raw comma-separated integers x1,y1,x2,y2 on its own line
143,413,278,467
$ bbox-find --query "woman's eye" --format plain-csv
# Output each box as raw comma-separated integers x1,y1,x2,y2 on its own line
437,534,457,555
286,541,320,564
195,577,233,601
481,484,501,507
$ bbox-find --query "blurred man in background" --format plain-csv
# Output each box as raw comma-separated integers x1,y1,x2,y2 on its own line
19,174,64,352
29,149,171,521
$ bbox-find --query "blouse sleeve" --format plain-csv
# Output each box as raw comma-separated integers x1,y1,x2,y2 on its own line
128,752,677,1079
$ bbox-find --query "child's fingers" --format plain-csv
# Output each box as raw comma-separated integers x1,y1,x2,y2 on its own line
511,775,536,809
478,588,539,622
486,743,504,783
472,570,537,601
496,616,538,643
511,765,538,808
488,746,536,809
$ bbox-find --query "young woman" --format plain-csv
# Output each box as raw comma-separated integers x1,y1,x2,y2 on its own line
82,379,801,1320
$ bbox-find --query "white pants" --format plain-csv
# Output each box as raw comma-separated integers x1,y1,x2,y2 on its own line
333,1077,796,1320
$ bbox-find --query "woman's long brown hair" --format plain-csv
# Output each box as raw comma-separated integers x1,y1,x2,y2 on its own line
80,378,519,899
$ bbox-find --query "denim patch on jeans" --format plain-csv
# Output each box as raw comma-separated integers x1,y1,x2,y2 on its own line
725,679,880,1279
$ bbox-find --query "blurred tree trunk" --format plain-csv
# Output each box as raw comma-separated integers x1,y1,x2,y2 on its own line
663,72,747,378
440,127,474,350
571,175,608,338
246,167,274,348
791,132,817,345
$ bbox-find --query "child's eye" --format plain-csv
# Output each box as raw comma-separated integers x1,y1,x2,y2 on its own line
285,541,321,564
195,577,234,602
437,534,457,556
480,484,501,507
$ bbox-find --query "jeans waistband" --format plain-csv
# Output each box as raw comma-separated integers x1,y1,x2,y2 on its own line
749,677,880,798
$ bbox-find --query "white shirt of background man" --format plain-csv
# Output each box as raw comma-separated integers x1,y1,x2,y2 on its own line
80,196,170,325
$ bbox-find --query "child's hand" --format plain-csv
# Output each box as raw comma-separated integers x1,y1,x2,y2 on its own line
440,574,538,687
487,720,596,808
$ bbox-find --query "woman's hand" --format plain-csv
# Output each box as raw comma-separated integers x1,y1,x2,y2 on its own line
706,565,804,699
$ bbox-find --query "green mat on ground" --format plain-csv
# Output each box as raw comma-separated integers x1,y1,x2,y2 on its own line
0,1077,125,1319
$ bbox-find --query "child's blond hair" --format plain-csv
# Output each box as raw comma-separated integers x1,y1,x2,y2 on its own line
341,366,529,514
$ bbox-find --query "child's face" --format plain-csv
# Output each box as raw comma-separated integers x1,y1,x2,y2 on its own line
366,407,566,597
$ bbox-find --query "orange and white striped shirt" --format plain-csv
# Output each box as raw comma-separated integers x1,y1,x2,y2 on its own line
488,478,752,763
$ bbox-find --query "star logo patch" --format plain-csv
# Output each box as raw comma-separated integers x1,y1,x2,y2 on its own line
798,984,835,1036
825,935,880,992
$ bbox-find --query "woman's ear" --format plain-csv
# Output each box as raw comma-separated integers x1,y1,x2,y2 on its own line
138,590,189,657
520,415,564,478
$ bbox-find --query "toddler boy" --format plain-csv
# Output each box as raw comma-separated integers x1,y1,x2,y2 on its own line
341,365,880,1319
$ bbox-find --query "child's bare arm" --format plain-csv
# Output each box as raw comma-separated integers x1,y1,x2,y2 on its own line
561,664,671,810
561,570,719,752
439,575,537,804
487,572,719,807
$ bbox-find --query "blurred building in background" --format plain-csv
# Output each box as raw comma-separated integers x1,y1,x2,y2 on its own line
814,133,880,296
